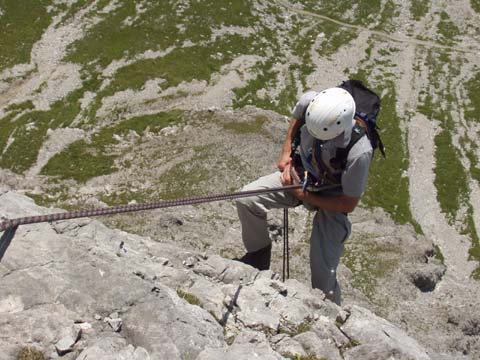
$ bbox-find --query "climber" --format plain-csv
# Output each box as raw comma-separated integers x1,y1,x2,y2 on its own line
235,85,374,305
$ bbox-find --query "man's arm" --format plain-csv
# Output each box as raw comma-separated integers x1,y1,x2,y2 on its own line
281,163,359,213
290,188,359,213
277,118,303,171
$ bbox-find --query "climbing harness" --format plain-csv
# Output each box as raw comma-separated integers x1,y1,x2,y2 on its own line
0,184,303,232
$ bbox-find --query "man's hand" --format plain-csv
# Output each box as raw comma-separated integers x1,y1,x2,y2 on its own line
277,153,291,171
281,163,299,186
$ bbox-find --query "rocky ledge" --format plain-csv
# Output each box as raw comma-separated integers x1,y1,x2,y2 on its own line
0,192,431,359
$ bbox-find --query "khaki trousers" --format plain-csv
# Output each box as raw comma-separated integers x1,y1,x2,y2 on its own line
236,172,351,305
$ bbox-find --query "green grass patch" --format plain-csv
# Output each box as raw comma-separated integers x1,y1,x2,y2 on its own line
56,0,90,24
410,0,430,20
290,355,327,360
41,111,184,183
176,289,201,306
40,139,116,183
232,17,343,115
464,73,480,183
5,100,34,112
278,70,301,114
233,59,280,111
280,320,312,337
17,346,46,360
223,115,267,134
112,34,254,92
417,51,468,224
343,236,400,301
434,244,445,264
473,267,480,280
0,68,103,174
233,18,340,115
288,23,316,91
317,22,358,57
352,75,419,231
472,0,480,14
100,189,153,207
374,0,398,33
0,0,54,72
464,208,480,280
157,145,214,200
436,11,461,44
66,1,177,67
362,83,414,226
464,71,480,124
25,193,51,207
466,148,480,183
291,0,382,24
344,37,421,232
433,129,469,222
0,87,84,174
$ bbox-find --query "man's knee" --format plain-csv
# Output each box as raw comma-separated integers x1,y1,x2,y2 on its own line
236,195,267,218
235,195,251,208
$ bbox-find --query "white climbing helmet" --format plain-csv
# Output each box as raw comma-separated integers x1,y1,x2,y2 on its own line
305,87,356,142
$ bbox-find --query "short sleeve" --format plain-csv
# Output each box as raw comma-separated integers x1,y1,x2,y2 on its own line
341,151,372,197
291,91,317,121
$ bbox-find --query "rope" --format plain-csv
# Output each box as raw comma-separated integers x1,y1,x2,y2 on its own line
0,184,302,232
282,208,290,281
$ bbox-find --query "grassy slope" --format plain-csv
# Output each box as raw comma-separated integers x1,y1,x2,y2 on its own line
41,110,184,183
0,0,54,73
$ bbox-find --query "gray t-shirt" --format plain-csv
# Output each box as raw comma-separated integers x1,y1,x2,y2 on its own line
292,91,373,198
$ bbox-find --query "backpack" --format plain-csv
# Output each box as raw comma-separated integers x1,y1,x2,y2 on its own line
337,79,384,157
291,80,384,187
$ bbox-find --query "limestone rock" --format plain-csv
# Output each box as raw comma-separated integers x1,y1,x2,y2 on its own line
270,334,308,358
234,284,280,333
122,285,225,359
198,330,285,360
76,336,150,360
55,335,76,355
311,315,350,348
341,305,431,360
293,331,343,360
343,343,419,360
180,277,226,320
106,317,122,333
193,255,258,284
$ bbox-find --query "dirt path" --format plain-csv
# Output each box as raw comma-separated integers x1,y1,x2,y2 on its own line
276,0,480,55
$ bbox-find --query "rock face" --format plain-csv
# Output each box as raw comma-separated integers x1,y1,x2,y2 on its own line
0,192,435,359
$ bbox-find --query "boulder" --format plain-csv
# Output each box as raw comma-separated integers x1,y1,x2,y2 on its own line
293,331,343,360
122,285,225,359
198,329,285,360
341,305,431,360
76,336,150,360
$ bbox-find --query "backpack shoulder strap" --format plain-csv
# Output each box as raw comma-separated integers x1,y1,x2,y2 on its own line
330,122,366,170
